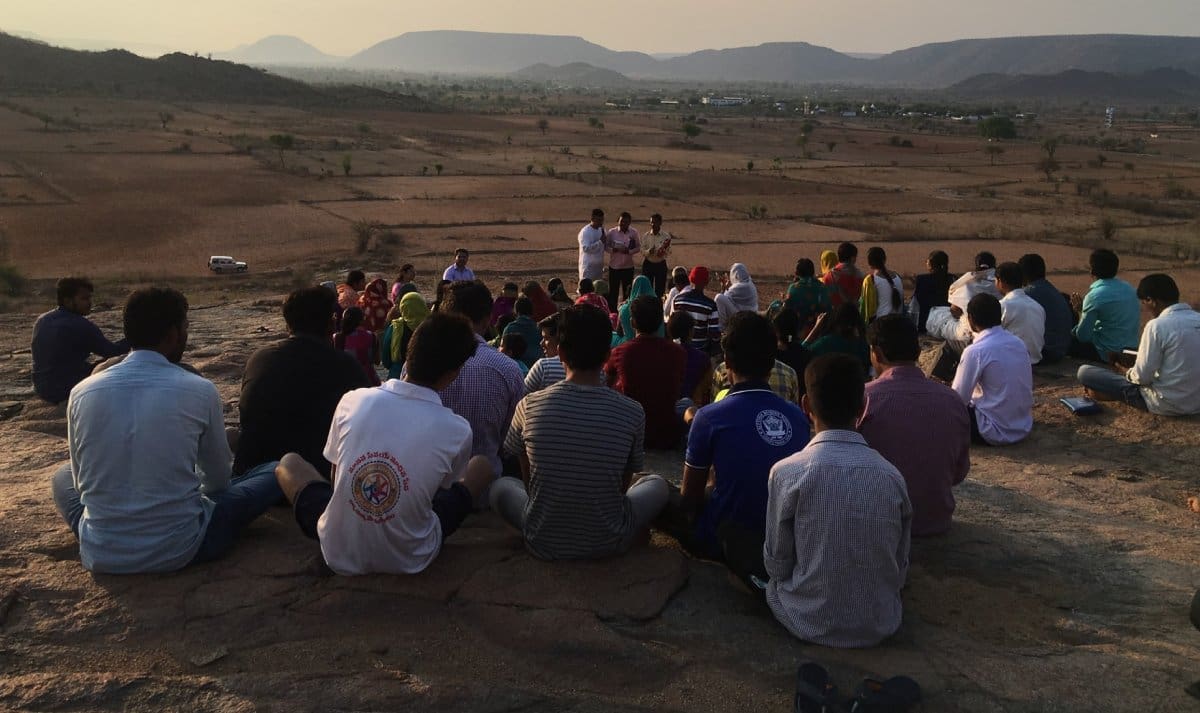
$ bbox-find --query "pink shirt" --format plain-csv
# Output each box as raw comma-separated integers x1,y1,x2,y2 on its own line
605,227,641,271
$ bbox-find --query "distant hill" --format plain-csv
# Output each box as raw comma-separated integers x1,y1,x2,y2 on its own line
513,62,631,87
217,35,341,66
656,41,867,82
869,34,1200,87
0,32,426,109
347,30,658,75
950,67,1200,102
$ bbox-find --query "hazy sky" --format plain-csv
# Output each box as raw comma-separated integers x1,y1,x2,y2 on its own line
7,0,1200,56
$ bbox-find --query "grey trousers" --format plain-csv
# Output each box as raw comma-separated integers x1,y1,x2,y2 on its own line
1077,365,1147,410
489,474,670,553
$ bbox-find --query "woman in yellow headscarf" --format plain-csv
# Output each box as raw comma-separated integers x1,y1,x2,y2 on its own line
819,249,838,278
381,292,430,380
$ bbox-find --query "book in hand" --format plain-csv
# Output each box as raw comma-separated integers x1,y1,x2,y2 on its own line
1060,396,1102,415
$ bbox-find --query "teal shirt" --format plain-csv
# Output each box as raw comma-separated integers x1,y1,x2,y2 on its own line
805,333,871,377
1072,278,1141,360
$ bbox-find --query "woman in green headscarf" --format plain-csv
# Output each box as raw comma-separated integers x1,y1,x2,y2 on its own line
613,274,663,346
381,292,430,380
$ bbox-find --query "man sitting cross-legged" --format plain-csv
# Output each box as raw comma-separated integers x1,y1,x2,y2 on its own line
765,353,912,648
50,288,283,573
275,312,494,575
995,261,1046,365
491,305,670,560
605,295,687,450
659,311,810,587
1078,273,1200,416
31,276,129,405
952,293,1034,446
859,315,970,537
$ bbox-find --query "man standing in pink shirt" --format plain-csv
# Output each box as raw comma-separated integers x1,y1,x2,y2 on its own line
605,211,641,311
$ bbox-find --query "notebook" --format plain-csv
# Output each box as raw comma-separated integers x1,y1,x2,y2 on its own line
1060,397,1102,415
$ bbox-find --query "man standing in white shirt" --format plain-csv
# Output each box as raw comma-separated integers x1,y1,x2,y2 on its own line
952,293,1034,446
50,288,283,574
274,312,495,575
1078,274,1200,416
995,262,1046,364
578,208,606,283
442,248,476,282
641,213,673,298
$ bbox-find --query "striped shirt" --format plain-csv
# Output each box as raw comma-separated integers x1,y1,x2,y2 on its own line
765,429,912,648
503,381,645,560
524,356,566,393
671,290,721,355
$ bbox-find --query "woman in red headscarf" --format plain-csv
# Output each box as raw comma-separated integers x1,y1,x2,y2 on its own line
357,277,394,336
523,280,558,322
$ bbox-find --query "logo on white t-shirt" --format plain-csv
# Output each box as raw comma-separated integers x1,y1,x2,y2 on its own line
755,409,793,447
348,452,409,523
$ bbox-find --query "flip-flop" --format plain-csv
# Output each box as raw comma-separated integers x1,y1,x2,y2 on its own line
793,662,839,713
849,676,922,713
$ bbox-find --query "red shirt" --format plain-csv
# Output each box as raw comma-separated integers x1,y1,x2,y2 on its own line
822,262,864,309
606,336,686,449
576,293,611,313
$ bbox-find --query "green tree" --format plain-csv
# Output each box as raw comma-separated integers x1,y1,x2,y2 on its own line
984,144,1005,165
1041,136,1059,161
341,154,352,177
434,163,444,176
537,118,549,134
526,164,535,175
746,160,755,171
978,117,1016,139
682,123,702,142
588,116,600,129
1036,157,1060,183
158,111,174,130
268,133,294,168
826,141,837,153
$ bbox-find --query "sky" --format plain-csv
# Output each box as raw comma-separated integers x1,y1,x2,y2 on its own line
6,0,1200,56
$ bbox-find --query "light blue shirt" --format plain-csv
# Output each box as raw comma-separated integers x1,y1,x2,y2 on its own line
68,350,232,573
1072,278,1140,361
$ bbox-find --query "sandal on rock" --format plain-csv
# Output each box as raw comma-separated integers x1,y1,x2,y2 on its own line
794,662,839,713
848,676,921,713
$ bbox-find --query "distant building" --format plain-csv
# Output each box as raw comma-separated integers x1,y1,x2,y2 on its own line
701,96,750,107
1105,107,1116,129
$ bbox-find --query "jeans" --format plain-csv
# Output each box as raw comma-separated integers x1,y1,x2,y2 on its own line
51,460,283,566
489,474,669,553
1077,365,1148,410
607,267,635,310
641,259,669,298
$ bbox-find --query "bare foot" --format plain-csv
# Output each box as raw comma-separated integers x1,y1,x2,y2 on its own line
1188,496,1200,514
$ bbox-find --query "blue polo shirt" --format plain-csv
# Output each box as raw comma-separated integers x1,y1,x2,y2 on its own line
685,381,810,556
1073,278,1140,361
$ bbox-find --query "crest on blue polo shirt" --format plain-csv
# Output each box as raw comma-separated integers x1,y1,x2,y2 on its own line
755,409,792,446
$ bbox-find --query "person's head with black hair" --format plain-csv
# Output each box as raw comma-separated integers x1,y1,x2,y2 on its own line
866,314,920,373
867,246,901,311
803,353,866,432
495,314,515,335
404,312,478,389
650,213,664,232
994,262,1026,295
974,251,996,271
442,280,493,334
966,293,1003,333
927,249,952,292
283,285,338,338
399,263,415,281
432,279,453,311
514,296,534,317
629,295,664,335
830,302,866,340
345,269,366,290
557,305,612,375
618,211,632,231
1018,253,1047,283
538,313,561,357
1136,273,1180,315
722,312,776,383
1089,248,1120,280
339,306,364,336
56,277,95,314
773,308,801,345
124,287,189,363
547,277,564,295
502,282,519,297
452,248,470,270
499,332,527,361
578,277,595,295
794,258,815,280
667,310,694,343
671,267,690,290
590,208,605,228
836,241,858,264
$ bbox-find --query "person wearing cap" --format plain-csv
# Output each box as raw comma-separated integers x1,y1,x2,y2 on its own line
671,266,722,356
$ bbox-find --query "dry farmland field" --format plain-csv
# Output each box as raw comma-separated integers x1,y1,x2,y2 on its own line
3,96,1200,713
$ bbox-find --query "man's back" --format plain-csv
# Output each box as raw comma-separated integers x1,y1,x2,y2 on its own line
504,382,644,560
953,327,1033,445
1075,278,1140,359
236,335,368,478
439,335,525,475
764,430,911,648
607,336,685,449
672,290,720,352
31,307,127,404
318,381,472,575
70,351,232,573
860,366,969,536
1000,289,1046,363
1023,279,1072,361
1132,304,1200,416
687,386,810,555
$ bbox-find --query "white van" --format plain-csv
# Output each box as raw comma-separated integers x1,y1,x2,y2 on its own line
208,256,248,274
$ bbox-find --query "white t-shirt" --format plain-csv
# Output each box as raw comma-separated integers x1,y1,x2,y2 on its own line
1001,289,1046,364
318,380,472,575
578,224,606,281
872,273,904,320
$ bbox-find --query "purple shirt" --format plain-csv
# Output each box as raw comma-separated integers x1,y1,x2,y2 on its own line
858,365,970,537
438,335,526,476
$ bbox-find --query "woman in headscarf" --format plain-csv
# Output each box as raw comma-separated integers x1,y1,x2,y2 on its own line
357,278,393,336
714,263,759,330
381,292,430,380
614,274,664,346
523,281,558,322
547,277,574,312
819,250,839,279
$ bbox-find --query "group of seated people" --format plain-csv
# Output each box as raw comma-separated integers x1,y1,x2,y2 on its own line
32,236,1198,650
